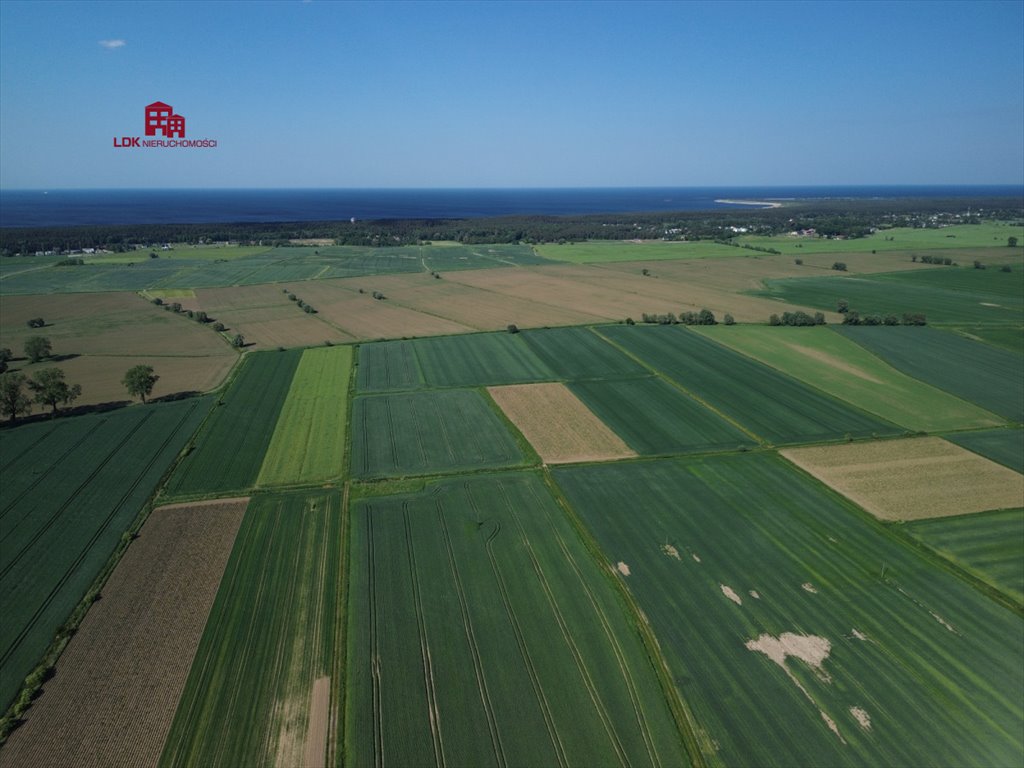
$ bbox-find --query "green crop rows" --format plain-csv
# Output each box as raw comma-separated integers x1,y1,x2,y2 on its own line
946,427,1024,472
160,490,342,767
257,346,353,487
350,390,527,479
0,398,211,709
599,325,899,444
164,350,302,497
412,333,554,388
522,326,648,380
553,453,1024,767
839,326,1024,423
346,472,687,767
355,339,423,393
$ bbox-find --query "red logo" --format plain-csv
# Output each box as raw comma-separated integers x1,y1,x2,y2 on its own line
113,100,217,149
145,101,186,138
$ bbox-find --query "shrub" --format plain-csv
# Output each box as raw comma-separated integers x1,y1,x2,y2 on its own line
152,297,164,306
212,322,225,332
832,262,847,272
26,317,45,328
507,323,519,334
769,314,781,326
794,258,803,265
723,314,735,325
1001,265,1012,273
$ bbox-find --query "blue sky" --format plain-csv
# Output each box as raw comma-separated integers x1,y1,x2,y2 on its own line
1,0,1021,188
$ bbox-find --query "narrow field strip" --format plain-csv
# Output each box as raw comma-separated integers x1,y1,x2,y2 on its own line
781,436,1024,521
257,345,353,486
0,499,248,768
488,382,636,464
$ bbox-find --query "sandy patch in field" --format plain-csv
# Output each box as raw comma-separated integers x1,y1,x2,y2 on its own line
802,582,819,594
720,585,743,605
692,553,702,563
850,707,871,730
0,499,248,768
303,677,331,768
662,544,681,559
781,437,1024,521
783,342,884,384
616,562,631,576
749,590,760,599
488,382,636,463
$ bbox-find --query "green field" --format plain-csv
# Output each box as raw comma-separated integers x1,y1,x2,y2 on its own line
946,428,1024,472
256,346,353,486
905,509,1024,606
757,267,1023,325
737,222,1024,255
694,325,1003,432
350,390,527,479
536,240,744,263
346,472,688,767
838,326,1024,423
522,326,648,379
355,339,424,393
598,325,899,444
570,376,756,455
412,333,554,388
160,490,342,768
0,397,211,709
164,350,302,497
951,325,1024,355
553,454,1024,767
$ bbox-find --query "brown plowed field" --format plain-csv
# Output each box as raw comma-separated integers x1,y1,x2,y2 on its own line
780,437,1024,521
488,382,636,463
0,498,248,768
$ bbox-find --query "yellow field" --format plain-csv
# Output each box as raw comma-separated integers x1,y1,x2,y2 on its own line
780,437,1024,521
488,382,635,463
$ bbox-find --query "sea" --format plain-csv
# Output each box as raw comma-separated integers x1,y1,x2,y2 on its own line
0,186,1019,228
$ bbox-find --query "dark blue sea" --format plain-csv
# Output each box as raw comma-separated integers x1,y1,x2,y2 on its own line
1,186,1019,228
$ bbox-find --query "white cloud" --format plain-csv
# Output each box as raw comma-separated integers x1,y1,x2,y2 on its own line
99,39,126,49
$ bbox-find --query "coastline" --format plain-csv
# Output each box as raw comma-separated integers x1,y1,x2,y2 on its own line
714,199,784,209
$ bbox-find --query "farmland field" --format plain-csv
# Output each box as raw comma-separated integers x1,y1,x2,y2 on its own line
355,339,424,392
569,376,756,456
780,437,1024,521
536,240,744,263
757,267,1023,325
694,325,1003,431
553,453,1024,767
598,325,899,444
736,222,1024,254
837,326,1024,423
0,397,212,710
256,346,353,487
488,382,635,463
350,390,528,479
346,472,688,768
0,498,248,768
163,350,302,498
951,325,1024,354
946,427,1024,472
411,332,554,388
904,509,1024,606
161,491,342,768
521,326,648,379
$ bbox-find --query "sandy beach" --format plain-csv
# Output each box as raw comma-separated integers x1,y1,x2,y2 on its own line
715,199,784,208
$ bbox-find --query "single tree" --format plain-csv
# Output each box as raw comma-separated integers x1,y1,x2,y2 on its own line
24,336,52,363
832,262,847,272
506,323,519,334
1009,236,1018,248
0,372,31,423
212,321,226,332
723,313,735,325
27,368,81,417
231,333,245,348
122,365,160,403
837,299,849,314
26,317,45,328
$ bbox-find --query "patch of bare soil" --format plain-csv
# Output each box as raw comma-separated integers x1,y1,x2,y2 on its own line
303,677,331,768
616,562,631,576
850,706,872,730
661,544,681,559
720,585,743,605
0,499,249,768
802,582,819,594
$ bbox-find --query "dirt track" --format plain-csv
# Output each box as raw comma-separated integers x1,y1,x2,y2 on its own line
0,498,248,768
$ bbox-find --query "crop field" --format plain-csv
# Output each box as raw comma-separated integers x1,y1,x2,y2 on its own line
0,397,212,710
521,326,648,379
569,376,757,456
694,325,1003,432
838,326,1024,423
780,437,1024,521
355,340,424,392
257,346,353,487
951,325,1024,354
411,333,554,388
536,240,743,263
346,472,688,768
350,390,527,479
163,350,302,498
161,491,342,768
0,498,248,768
736,222,1024,254
598,325,899,444
904,509,1024,607
946,427,1024,471
757,267,1023,325
553,453,1024,767
488,383,635,463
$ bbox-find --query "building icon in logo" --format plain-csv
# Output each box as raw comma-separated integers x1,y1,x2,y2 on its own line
144,101,186,138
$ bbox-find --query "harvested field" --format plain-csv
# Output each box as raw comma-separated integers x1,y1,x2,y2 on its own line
0,499,248,768
780,437,1024,521
211,305,350,349
488,382,636,463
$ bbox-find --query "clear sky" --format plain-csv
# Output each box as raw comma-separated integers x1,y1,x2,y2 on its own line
1,0,1022,189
